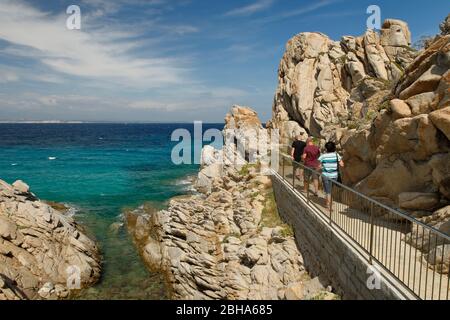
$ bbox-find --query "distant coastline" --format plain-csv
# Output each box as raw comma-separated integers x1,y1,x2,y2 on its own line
0,121,227,124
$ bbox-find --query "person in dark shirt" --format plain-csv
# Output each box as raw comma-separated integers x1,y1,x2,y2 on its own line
302,137,320,195
291,134,306,183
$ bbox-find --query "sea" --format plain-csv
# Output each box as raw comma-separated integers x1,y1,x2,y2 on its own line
0,123,223,300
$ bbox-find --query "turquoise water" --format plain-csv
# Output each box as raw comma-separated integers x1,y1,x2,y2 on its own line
0,123,222,299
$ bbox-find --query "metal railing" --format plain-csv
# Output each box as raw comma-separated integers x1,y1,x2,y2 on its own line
278,153,450,300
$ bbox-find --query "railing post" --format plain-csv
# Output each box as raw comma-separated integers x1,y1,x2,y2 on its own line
329,181,333,226
369,202,375,265
306,169,310,203
292,160,296,190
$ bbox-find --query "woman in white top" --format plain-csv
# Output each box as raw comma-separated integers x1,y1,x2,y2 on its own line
318,141,344,210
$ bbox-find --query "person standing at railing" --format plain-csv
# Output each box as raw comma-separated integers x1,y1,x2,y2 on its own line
302,137,320,196
318,141,345,210
291,134,307,184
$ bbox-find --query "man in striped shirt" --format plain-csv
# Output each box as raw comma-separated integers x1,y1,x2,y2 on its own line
318,141,345,210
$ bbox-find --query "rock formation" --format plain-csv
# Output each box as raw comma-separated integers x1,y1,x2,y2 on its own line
0,180,101,300
268,19,417,144
128,107,338,300
342,20,450,213
341,18,450,273
269,15,450,275
440,14,450,36
269,15,450,213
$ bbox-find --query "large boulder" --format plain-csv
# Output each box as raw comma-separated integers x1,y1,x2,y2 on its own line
225,105,269,162
201,145,219,167
225,105,262,131
429,107,450,140
406,92,439,116
12,180,29,194
398,192,441,211
406,206,450,271
429,153,450,199
196,163,223,194
341,20,450,211
381,19,412,47
426,244,450,274
270,19,416,143
405,205,450,275
271,32,349,138
0,180,101,300
390,99,412,120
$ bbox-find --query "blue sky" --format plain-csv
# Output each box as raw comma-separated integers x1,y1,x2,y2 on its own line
0,0,448,122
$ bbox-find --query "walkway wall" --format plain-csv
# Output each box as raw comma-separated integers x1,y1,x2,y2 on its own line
271,173,416,300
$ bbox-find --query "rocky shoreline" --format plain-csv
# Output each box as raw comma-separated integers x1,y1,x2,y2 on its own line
1,14,448,301
127,106,339,300
0,180,101,300
127,15,450,299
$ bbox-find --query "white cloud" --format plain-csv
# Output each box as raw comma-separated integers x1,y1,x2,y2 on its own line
225,0,274,17
279,0,337,18
129,86,249,111
0,70,19,83
0,84,250,117
0,1,264,121
31,74,65,84
0,64,65,84
254,0,338,24
37,96,59,106
163,25,200,35
0,0,187,88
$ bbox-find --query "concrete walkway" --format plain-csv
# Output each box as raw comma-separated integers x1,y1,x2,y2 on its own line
279,164,449,300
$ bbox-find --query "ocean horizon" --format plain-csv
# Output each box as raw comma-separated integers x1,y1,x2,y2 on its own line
0,121,227,125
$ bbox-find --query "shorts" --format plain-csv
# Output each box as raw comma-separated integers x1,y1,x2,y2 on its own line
304,167,319,181
293,159,302,169
322,177,337,195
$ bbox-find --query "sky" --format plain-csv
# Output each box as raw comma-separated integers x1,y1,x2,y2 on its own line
0,0,448,123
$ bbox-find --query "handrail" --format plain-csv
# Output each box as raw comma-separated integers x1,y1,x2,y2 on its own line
277,152,450,300
280,153,450,241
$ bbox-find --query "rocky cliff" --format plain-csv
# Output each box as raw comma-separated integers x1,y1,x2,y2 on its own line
270,15,450,214
128,106,338,300
268,15,450,274
0,180,101,300
268,19,416,144
342,28,450,213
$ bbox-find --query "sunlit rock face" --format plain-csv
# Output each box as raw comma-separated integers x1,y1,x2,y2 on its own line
270,15,450,227
268,19,416,144
127,106,338,301
0,180,101,300
342,31,450,212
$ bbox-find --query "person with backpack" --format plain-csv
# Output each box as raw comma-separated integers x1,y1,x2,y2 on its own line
318,141,345,210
